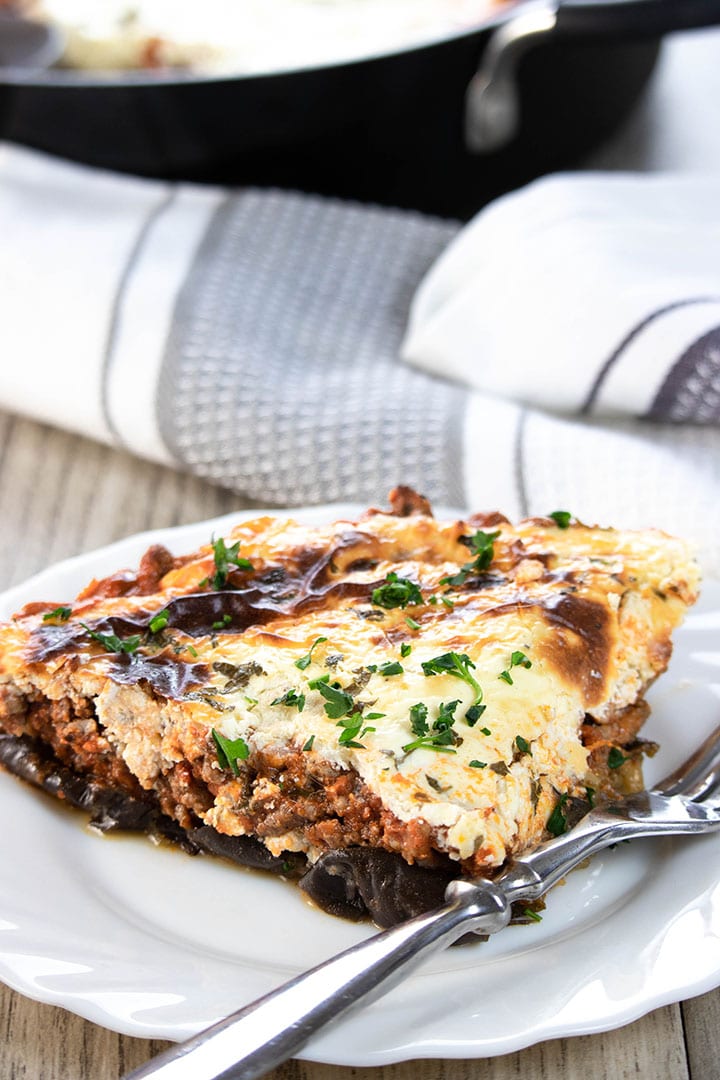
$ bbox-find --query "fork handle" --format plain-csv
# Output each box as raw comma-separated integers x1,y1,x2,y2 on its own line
123,879,511,1080
499,794,720,900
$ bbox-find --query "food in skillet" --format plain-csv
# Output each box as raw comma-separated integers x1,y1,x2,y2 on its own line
11,0,509,74
0,488,699,926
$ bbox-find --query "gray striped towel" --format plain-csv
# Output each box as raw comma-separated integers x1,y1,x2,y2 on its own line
0,146,718,573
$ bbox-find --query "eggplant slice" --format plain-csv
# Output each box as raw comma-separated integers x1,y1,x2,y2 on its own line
0,731,463,925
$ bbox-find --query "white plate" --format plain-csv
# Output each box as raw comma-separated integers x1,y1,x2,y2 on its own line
0,505,718,1064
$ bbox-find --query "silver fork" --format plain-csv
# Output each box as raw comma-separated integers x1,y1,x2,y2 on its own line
125,726,720,1080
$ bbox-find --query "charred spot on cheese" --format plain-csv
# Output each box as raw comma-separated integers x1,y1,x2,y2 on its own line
0,489,700,926
540,593,612,706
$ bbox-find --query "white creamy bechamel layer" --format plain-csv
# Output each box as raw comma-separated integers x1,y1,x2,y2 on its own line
91,612,590,866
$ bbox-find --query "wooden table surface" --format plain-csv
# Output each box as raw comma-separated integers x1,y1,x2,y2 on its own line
0,411,718,1080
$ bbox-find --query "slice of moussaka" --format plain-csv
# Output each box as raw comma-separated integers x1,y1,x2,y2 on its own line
0,488,700,926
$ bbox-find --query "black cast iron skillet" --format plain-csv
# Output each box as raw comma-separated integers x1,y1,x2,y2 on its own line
0,0,719,217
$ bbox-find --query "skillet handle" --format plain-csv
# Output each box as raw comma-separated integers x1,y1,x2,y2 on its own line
465,0,720,153
556,0,720,38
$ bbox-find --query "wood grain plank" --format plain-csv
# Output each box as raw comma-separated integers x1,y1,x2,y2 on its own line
682,990,720,1080
0,986,694,1080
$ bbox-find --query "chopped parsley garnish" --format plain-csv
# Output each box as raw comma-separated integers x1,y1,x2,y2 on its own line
149,610,170,633
308,676,354,719
271,688,306,712
549,510,572,529
547,793,568,836
43,606,72,623
421,651,484,724
480,726,492,736
440,529,500,587
302,735,315,751
465,703,487,726
499,650,532,685
186,645,199,658
409,702,428,735
364,712,386,720
371,572,422,610
209,536,254,590
400,642,412,658
211,614,233,631
402,700,461,754
469,759,487,769
81,623,141,655
336,713,375,749
515,735,532,756
212,728,249,775
608,747,628,769
378,660,404,677
405,616,421,631
295,636,328,671
244,695,258,709
441,596,455,610
523,907,543,923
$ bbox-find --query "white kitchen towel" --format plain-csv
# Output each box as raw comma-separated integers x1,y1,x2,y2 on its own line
402,172,720,423
0,145,719,574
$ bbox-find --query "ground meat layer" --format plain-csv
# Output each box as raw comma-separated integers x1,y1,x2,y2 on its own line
0,683,651,875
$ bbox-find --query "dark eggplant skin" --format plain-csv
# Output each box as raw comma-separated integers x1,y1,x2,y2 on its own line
0,731,459,924
0,732,195,849
297,847,457,927
186,825,306,876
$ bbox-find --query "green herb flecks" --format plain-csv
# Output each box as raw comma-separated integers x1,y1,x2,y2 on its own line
302,735,315,752
440,529,500,587
378,660,403,677
405,616,421,631
608,746,628,769
212,728,249,775
469,759,487,769
400,642,412,658
336,713,375,749
402,699,461,755
523,907,543,923
149,610,170,634
499,650,532,685
549,510,572,529
371,572,423,610
514,735,532,757
421,651,484,724
465,703,487,726
295,636,328,671
208,536,254,590
211,613,233,631
547,793,569,836
43,606,72,623
271,688,306,712
81,623,141,655
308,676,355,719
